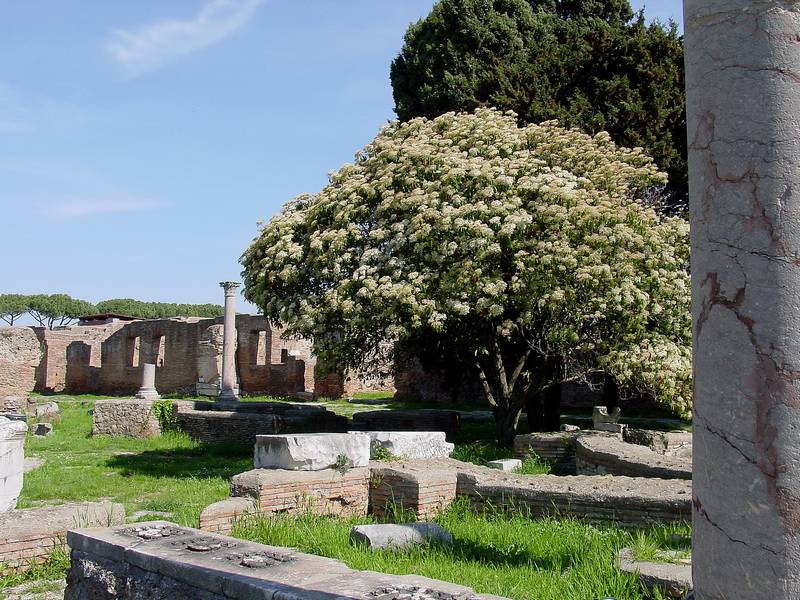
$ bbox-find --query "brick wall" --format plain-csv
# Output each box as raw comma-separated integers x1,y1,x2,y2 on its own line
0,327,43,402
5,315,321,399
0,501,124,573
229,468,370,517
369,465,457,520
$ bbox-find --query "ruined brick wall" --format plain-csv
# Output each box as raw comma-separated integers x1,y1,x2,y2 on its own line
4,316,320,398
0,327,43,405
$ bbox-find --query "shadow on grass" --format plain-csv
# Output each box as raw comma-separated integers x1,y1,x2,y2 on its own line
105,441,252,479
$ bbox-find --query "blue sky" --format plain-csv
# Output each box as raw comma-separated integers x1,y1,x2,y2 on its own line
1,0,683,312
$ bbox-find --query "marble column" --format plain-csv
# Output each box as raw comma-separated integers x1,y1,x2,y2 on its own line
685,2,800,597
217,281,241,403
134,363,160,401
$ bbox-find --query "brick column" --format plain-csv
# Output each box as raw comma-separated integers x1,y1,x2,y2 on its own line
685,1,800,597
217,281,241,403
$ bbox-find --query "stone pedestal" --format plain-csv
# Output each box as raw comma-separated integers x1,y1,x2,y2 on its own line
0,416,27,512
217,282,240,404
134,363,160,401
254,433,371,470
685,1,800,597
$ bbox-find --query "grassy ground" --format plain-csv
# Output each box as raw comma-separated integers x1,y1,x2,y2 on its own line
19,397,251,525
234,498,687,600
8,394,690,597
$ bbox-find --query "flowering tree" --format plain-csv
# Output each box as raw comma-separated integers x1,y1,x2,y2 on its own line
241,108,691,446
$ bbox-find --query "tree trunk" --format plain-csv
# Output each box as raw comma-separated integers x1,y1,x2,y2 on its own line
494,405,523,448
525,393,543,433
601,373,619,411
543,382,561,431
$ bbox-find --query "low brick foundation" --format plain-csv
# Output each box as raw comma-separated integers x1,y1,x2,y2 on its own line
0,501,125,572
92,400,161,438
65,522,506,600
229,467,370,517
198,497,257,535
575,435,692,479
459,471,691,526
369,463,458,519
513,432,581,473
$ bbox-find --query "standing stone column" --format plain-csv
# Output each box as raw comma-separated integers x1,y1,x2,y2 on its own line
134,363,160,401
217,281,241,403
685,2,800,597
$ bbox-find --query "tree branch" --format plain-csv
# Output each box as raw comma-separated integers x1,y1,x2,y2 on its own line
491,336,510,401
474,358,498,407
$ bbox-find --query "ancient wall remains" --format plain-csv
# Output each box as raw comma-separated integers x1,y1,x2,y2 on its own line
0,327,43,408
0,314,320,399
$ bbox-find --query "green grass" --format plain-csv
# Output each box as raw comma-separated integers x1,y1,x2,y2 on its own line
233,498,678,600
0,546,70,592
19,398,250,526
629,523,691,564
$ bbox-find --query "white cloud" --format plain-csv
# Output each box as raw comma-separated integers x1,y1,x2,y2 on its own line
107,0,263,76
39,199,164,218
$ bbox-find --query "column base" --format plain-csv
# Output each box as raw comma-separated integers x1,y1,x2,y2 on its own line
216,389,240,404
135,389,161,402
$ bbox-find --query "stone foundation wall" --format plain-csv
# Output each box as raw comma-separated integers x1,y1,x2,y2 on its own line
92,400,161,438
174,403,347,445
0,501,124,572
229,468,370,517
65,522,505,600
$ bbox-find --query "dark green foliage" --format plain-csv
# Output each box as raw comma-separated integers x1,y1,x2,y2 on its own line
94,298,224,319
26,294,96,329
0,293,29,325
0,293,224,328
390,0,687,207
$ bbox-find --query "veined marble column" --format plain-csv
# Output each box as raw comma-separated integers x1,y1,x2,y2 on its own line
134,363,160,401
217,281,241,403
685,2,800,597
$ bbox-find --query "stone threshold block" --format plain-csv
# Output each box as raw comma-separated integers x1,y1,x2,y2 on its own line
228,467,370,519
575,435,691,480
254,432,371,471
0,501,125,572
65,521,508,599
0,416,27,512
487,459,521,472
362,431,454,460
617,548,692,598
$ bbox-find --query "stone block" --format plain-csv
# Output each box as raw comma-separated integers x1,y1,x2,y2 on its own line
363,431,454,459
33,401,60,419
254,433,370,471
0,416,27,512
350,523,453,550
487,459,522,472
575,435,691,479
